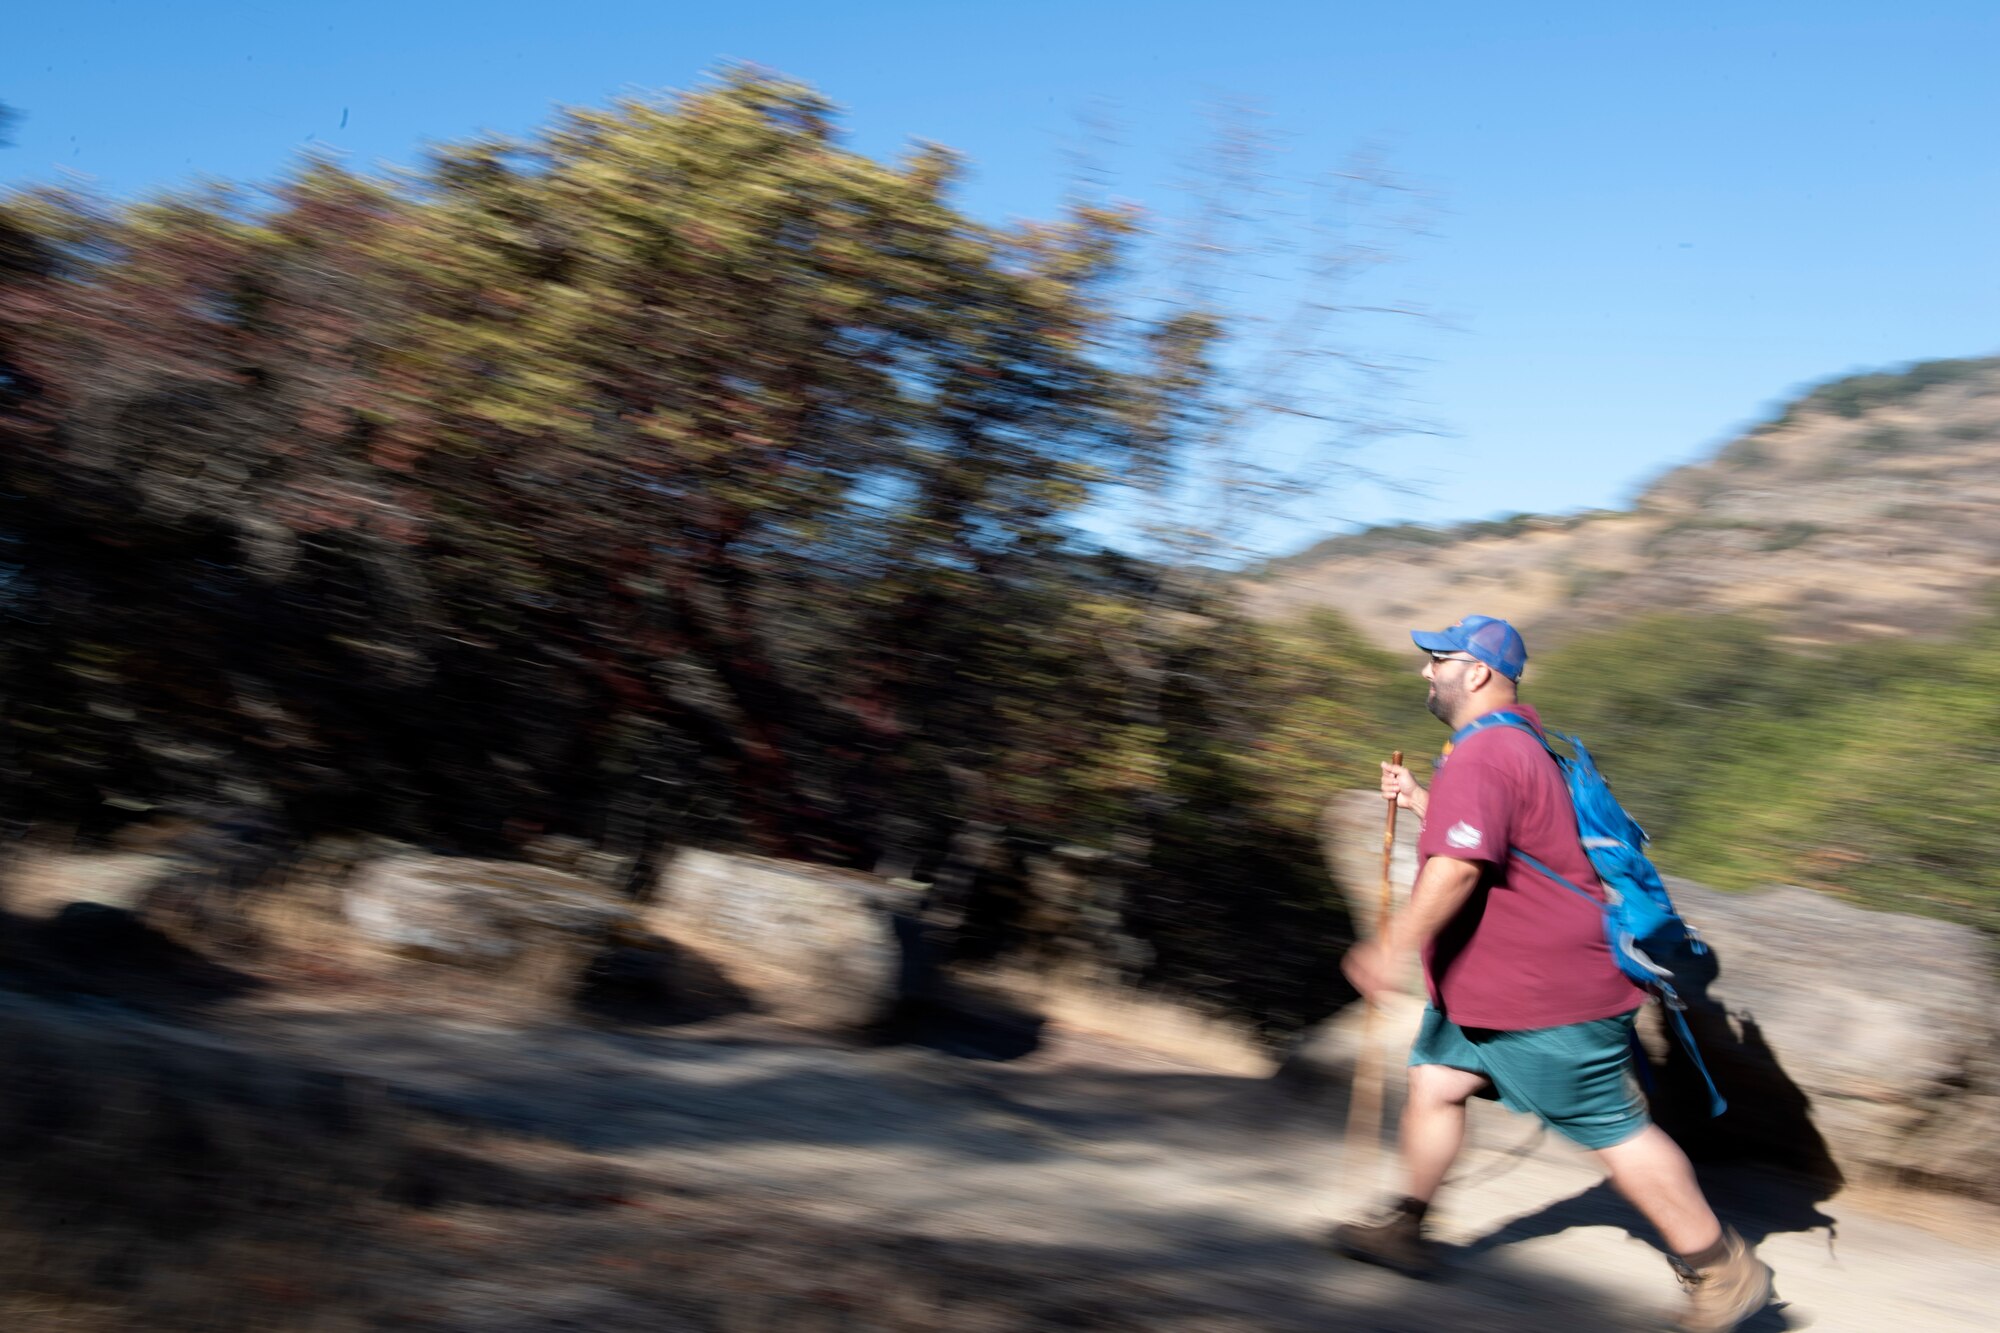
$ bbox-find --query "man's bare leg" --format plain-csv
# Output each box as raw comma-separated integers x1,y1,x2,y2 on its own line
1402,1062,1492,1201
1329,1062,1491,1275
1593,1124,1721,1254
1596,1126,1774,1330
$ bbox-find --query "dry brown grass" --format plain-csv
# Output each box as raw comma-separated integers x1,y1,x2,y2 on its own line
965,965,1275,1076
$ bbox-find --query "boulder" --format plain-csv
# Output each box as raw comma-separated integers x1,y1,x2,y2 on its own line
650,850,913,1032
1277,991,1428,1115
345,856,639,1000
1649,879,2000,1200
1279,792,1428,1099
5,850,176,916
1321,789,1422,939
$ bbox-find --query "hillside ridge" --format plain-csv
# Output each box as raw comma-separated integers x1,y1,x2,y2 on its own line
1244,356,2000,650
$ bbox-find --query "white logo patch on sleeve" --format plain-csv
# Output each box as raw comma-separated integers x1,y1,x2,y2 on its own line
1446,821,1483,850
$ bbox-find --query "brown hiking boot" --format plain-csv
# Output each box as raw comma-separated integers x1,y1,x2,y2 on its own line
1672,1227,1774,1332
1327,1205,1438,1279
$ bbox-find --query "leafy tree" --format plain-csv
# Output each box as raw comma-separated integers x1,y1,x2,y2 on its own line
0,69,1400,1033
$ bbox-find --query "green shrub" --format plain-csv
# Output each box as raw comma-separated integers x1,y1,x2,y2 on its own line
1528,609,2000,935
1800,358,1995,420
1719,436,1770,469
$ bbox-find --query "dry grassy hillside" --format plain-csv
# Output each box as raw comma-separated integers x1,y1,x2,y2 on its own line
1244,358,2000,649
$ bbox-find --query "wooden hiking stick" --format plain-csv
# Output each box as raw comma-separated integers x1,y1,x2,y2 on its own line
1344,749,1402,1160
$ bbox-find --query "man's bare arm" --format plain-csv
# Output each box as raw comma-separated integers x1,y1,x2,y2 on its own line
1342,854,1483,1001
1384,853,1482,955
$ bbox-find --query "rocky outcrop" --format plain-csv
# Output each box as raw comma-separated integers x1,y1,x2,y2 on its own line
650,850,914,1032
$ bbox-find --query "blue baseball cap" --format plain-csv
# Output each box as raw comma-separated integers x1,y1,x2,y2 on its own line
1411,615,1528,681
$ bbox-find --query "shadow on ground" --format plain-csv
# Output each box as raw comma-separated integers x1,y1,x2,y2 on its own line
0,902,260,1010
572,934,758,1028
1454,1165,1837,1262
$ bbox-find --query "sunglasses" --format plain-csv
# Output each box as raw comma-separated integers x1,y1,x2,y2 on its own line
1425,651,1481,666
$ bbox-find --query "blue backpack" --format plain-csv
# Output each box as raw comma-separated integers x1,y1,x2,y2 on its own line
1451,710,1727,1116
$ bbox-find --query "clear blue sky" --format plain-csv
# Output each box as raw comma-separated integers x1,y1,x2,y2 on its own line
7,1,1996,554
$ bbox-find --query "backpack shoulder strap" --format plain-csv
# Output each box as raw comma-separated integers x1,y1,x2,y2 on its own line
1514,846,1604,909
1450,709,1559,758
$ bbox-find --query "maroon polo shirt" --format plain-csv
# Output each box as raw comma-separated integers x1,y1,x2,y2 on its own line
1415,704,1643,1030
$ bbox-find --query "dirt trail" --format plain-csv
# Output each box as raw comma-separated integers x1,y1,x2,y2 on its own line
199,995,1994,1333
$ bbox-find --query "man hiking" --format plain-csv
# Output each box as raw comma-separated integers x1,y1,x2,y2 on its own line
1333,614,1773,1333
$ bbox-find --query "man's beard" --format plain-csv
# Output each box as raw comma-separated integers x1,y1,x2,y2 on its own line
1426,680,1458,724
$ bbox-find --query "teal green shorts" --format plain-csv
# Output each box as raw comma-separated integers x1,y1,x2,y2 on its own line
1409,1006,1650,1150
